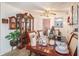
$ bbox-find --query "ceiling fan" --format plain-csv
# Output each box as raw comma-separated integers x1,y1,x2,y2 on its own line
40,10,56,17
30,9,56,17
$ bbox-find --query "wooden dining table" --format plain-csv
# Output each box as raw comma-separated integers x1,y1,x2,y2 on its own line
25,31,72,56
26,40,71,56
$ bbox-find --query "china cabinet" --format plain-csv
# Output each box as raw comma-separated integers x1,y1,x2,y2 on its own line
16,13,25,33
16,13,34,49
16,13,34,33
24,13,34,32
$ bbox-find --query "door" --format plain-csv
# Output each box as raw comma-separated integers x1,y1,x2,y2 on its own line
43,19,50,29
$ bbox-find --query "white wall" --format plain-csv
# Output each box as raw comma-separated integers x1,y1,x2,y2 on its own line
0,3,22,55
33,15,43,31
0,3,1,55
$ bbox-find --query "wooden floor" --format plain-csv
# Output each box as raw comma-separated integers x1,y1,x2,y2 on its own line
2,48,36,56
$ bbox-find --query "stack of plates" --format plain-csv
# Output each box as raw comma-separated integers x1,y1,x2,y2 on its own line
56,41,61,45
38,36,48,46
55,45,69,54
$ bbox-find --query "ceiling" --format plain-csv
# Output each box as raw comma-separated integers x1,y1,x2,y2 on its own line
5,2,78,15
6,2,77,10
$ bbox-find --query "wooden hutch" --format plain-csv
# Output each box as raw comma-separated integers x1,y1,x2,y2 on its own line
16,13,34,49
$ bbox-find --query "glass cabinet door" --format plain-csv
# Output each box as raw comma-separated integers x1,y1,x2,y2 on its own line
16,13,34,32
25,19,31,32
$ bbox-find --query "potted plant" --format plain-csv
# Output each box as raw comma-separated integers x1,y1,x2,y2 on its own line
5,29,20,47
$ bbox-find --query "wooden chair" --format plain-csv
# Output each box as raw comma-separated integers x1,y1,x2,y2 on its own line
68,34,78,56
67,32,74,45
26,31,36,45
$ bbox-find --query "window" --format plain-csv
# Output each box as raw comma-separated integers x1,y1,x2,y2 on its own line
54,17,63,28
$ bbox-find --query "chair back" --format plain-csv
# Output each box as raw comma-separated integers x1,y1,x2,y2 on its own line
67,33,73,44
69,34,78,56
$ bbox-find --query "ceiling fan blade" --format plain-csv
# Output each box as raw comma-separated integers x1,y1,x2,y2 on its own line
50,10,67,13
50,13,56,15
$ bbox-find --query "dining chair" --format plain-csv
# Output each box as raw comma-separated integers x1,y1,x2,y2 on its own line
67,32,74,45
25,31,35,56
68,34,78,56
29,31,36,38
39,30,43,36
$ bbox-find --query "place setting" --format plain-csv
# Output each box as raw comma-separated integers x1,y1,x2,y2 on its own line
55,36,69,55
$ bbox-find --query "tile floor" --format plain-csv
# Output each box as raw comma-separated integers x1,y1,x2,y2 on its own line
2,48,36,56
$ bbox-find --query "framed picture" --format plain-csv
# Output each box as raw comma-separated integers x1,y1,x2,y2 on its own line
54,17,63,28
9,16,17,29
2,18,8,24
72,5,78,25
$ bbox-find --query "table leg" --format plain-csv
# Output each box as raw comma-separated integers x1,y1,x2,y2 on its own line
29,51,32,56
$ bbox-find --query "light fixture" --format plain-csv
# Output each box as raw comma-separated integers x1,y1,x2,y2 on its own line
40,10,56,17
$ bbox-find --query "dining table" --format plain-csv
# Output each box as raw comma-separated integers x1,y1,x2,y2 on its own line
26,36,71,56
